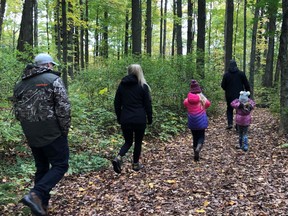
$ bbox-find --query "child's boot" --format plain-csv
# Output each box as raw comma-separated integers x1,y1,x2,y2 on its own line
236,138,242,149
132,162,144,171
112,155,122,174
242,136,249,152
194,143,203,161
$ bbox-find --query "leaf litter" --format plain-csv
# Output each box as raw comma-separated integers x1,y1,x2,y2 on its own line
2,107,288,215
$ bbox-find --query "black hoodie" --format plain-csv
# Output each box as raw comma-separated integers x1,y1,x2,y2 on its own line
221,60,251,102
114,74,152,125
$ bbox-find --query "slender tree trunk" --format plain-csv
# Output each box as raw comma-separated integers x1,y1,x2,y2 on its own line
172,0,176,56
80,0,84,69
74,26,80,73
208,2,212,56
132,0,141,55
233,0,240,59
103,10,108,58
249,0,260,99
163,0,168,56
0,0,6,40
187,0,193,55
224,0,234,72
197,0,206,78
62,0,68,88
124,9,129,56
33,0,38,48
243,0,247,74
176,0,182,55
55,0,61,61
45,0,50,51
145,0,152,55
159,0,163,55
85,0,89,65
67,1,74,79
279,0,288,135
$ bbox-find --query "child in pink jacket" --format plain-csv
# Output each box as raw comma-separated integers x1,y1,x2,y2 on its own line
230,91,256,151
183,80,211,161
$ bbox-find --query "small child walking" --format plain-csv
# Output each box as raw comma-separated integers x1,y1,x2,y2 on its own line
183,80,211,161
230,91,256,151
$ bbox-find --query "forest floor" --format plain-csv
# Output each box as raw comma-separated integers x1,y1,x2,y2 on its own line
3,106,288,215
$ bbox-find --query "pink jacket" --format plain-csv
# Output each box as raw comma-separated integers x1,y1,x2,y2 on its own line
230,99,256,126
183,93,211,130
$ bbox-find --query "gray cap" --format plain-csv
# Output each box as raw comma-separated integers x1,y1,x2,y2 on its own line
34,53,58,66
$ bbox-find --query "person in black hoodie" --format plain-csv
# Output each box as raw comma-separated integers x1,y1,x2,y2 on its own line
221,59,251,130
112,64,152,173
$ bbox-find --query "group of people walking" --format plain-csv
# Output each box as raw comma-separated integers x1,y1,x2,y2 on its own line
12,53,254,215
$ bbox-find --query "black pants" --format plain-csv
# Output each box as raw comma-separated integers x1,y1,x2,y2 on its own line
190,129,205,150
226,100,234,126
119,123,146,163
30,135,69,206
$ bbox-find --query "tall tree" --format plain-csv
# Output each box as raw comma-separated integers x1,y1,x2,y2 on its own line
224,0,234,72
0,0,6,40
249,0,260,99
132,0,141,55
145,0,152,55
187,0,193,55
279,0,288,134
262,0,279,87
159,0,163,55
67,1,74,78
197,0,206,78
243,0,247,73
33,0,38,48
62,0,68,88
80,0,84,69
176,0,182,55
163,0,168,56
85,0,89,65
17,0,34,57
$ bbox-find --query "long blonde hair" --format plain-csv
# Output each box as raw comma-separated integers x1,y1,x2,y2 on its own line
127,64,151,90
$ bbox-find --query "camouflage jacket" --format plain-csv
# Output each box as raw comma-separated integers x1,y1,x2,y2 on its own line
13,64,71,147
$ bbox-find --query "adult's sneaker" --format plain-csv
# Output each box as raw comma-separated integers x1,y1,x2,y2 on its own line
112,155,122,174
20,192,46,216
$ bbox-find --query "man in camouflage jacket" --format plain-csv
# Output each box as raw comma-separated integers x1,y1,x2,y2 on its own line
13,53,71,216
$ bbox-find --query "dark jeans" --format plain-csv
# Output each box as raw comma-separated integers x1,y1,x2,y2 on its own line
238,125,248,139
190,129,205,150
226,100,234,126
119,123,146,163
30,135,69,206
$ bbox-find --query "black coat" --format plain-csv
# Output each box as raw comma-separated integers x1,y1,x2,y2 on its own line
221,67,251,103
114,74,152,125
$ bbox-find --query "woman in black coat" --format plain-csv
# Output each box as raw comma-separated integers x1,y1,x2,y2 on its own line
112,64,152,173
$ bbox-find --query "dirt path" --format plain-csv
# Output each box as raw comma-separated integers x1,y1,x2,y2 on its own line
8,107,288,215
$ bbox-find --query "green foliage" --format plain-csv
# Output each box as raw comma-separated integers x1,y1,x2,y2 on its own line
256,86,280,113
280,143,288,148
68,152,110,174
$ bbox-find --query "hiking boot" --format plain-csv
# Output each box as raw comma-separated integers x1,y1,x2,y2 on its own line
132,162,144,171
112,155,122,174
226,124,233,130
20,192,46,216
194,151,200,161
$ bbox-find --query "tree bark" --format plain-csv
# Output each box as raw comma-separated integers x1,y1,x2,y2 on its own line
224,0,234,72
249,0,260,99
85,0,89,65
0,0,6,40
62,0,68,88
17,0,34,58
187,0,193,55
132,0,141,55
197,0,206,78
145,0,152,55
279,0,288,135
176,0,182,55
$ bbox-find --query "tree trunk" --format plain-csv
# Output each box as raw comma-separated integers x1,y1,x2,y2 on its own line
132,0,141,55
67,1,74,79
80,0,84,69
124,9,129,56
159,0,163,55
262,2,278,87
224,0,234,72
33,0,38,48
55,0,61,61
0,0,6,40
187,0,193,55
279,0,288,135
62,0,68,88
249,0,260,99
176,0,182,55
171,0,176,56
243,0,247,74
197,0,206,78
102,10,108,58
208,2,212,56
163,0,168,56
233,0,239,59
145,0,152,55
45,0,50,51
17,0,34,58
85,0,89,65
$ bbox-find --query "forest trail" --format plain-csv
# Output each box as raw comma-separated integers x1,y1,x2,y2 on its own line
9,107,288,215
